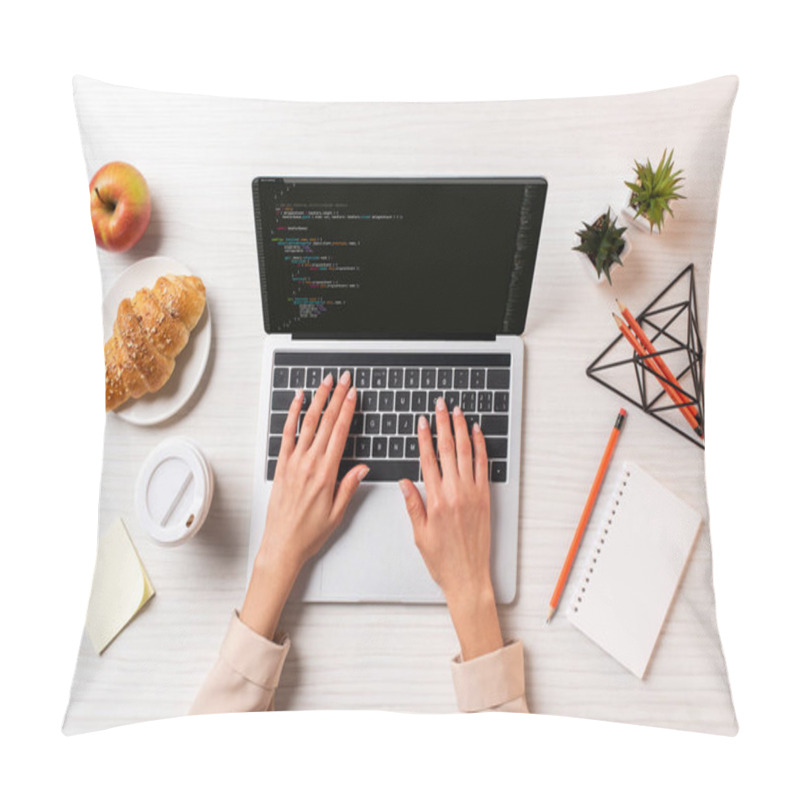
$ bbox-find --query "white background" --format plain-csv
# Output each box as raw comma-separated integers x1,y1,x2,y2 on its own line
1,1,796,797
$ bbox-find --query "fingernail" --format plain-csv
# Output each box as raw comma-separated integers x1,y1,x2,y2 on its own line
398,480,411,498
357,466,370,481
295,388,304,402
436,396,445,411
323,373,334,386
341,369,351,385
453,405,462,416
473,422,481,433
418,415,429,430
347,386,356,400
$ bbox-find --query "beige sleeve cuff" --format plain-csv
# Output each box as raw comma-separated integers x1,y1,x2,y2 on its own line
451,639,529,713
188,611,291,715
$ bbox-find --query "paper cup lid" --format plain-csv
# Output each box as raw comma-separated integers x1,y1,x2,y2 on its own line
135,437,214,546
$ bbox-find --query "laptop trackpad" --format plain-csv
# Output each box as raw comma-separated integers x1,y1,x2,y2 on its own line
302,485,442,603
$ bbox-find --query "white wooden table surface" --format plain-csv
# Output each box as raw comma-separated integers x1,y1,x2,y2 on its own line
64,76,738,734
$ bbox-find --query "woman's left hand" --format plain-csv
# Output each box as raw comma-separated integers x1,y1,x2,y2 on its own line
241,370,368,638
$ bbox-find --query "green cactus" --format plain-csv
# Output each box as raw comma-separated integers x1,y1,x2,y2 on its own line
625,148,685,233
573,208,627,284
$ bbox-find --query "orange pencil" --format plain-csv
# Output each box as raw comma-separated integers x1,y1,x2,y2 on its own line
613,313,704,439
546,409,626,623
616,299,699,419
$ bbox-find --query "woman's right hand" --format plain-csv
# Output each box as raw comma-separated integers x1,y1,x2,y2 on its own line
398,397,504,660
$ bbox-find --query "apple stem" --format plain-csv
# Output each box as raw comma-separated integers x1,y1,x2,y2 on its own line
94,186,116,211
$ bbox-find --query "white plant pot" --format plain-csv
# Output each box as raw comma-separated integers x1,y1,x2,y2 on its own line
576,210,632,285
621,195,661,235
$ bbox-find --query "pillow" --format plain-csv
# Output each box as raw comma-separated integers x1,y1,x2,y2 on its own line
64,75,738,734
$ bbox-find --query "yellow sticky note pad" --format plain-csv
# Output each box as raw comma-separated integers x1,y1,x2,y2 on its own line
85,518,155,655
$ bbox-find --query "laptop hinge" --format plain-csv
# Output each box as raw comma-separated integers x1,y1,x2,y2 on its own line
290,332,497,342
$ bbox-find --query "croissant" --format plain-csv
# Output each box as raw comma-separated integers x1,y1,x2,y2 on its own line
105,273,206,411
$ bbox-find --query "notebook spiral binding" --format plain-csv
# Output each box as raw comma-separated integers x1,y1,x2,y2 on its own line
571,467,632,614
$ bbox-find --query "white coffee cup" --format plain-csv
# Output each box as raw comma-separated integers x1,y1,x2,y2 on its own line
135,437,214,546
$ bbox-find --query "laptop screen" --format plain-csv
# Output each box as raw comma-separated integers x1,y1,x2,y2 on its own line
253,177,547,337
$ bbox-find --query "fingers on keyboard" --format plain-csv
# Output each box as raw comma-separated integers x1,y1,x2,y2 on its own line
268,358,511,484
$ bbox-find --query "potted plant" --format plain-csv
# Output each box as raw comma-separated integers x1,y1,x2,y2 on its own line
622,148,685,233
573,208,630,285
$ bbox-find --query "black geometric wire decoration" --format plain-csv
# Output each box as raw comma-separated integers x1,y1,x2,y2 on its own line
586,264,705,448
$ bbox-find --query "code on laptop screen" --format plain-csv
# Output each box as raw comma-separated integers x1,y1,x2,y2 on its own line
253,178,546,336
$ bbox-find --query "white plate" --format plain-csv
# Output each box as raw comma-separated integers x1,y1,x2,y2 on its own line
103,256,212,426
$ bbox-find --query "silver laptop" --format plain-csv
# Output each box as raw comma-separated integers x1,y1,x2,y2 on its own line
248,177,547,603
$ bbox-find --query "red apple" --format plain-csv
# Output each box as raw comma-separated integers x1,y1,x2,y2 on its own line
90,161,151,252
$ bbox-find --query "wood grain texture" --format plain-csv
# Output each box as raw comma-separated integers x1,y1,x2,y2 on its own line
64,76,738,734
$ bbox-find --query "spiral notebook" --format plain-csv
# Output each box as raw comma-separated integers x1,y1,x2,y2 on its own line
567,461,702,678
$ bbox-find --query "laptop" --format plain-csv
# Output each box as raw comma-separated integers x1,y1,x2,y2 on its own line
248,177,547,603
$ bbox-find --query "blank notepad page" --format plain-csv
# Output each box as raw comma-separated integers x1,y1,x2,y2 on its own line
567,461,702,678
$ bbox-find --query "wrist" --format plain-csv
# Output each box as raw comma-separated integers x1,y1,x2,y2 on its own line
240,551,301,641
255,538,304,581
445,581,504,661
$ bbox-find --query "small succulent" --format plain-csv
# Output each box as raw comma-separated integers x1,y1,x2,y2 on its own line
573,208,627,284
625,148,685,232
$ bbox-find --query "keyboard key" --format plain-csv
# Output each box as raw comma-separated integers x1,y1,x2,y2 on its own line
337,460,419,482
356,438,371,458
389,437,404,458
382,414,398,435
270,414,287,434
350,414,364,435
460,391,476,412
412,391,427,412
470,368,486,389
372,368,387,388
487,369,510,389
356,368,371,388
454,368,469,388
365,414,381,435
421,368,436,389
405,438,420,459
491,462,507,483
398,414,414,434
404,368,420,388
372,437,388,458
480,415,509,436
485,438,508,459
389,368,404,388
267,459,277,480
362,391,378,412
268,436,282,457
306,367,321,388
395,391,410,412
437,368,453,389
273,367,289,388
428,394,439,412
271,390,296,411
343,437,355,458
478,392,493,412
290,368,305,388
379,391,394,411
494,391,509,412
465,414,479,431
444,391,459,410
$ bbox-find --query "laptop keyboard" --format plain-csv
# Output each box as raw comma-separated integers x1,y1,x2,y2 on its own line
267,352,511,483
